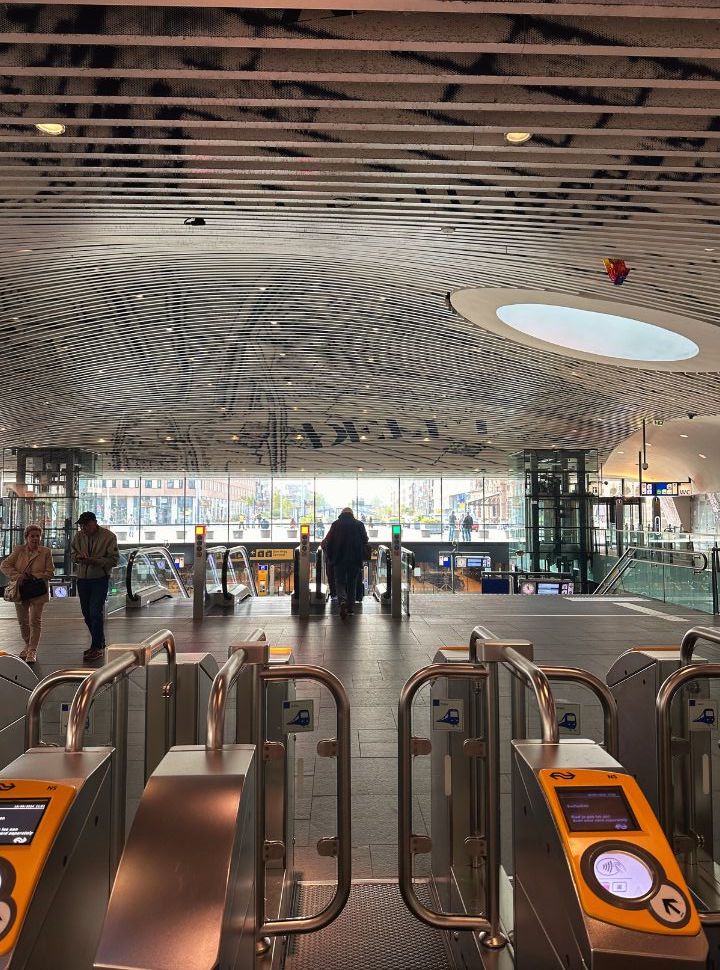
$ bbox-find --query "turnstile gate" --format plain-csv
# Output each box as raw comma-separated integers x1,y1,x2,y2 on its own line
0,655,37,770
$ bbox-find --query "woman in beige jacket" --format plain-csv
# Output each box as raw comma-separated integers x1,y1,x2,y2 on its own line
0,525,54,665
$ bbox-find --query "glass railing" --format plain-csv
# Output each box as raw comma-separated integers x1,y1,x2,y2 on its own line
593,549,714,613
594,527,720,556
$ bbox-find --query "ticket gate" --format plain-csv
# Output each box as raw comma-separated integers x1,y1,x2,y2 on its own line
0,655,37,770
0,632,176,969
398,629,707,969
94,636,351,969
291,541,329,616
607,627,720,965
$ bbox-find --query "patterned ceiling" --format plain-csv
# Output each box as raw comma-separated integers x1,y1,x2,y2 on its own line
2,0,720,474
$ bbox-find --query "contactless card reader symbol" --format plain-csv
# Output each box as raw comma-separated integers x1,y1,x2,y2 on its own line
432,698,464,732
282,699,315,734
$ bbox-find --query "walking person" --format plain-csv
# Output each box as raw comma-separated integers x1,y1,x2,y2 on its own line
448,510,457,541
72,511,119,664
324,507,369,618
461,512,473,542
0,525,54,665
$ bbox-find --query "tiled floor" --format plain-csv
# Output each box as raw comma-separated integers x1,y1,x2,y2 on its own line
0,592,715,880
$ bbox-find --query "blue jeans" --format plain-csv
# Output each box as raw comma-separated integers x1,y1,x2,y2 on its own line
77,576,109,650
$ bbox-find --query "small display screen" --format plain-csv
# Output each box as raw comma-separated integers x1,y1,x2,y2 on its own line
0,799,50,845
560,581,575,595
537,582,561,595
556,787,639,833
593,849,655,900
466,555,492,569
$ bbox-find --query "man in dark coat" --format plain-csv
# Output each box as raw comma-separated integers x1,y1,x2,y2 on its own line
323,507,369,618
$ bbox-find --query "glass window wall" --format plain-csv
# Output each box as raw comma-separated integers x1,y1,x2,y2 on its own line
76,474,525,544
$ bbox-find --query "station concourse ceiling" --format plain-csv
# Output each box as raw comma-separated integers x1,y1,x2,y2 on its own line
2,0,720,475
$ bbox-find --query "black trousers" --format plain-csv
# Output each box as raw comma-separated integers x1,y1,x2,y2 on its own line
334,562,361,607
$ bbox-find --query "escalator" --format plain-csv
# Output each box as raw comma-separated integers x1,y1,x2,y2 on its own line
112,546,189,611
206,544,256,608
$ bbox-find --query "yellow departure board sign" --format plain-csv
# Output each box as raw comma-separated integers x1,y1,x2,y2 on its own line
251,548,295,561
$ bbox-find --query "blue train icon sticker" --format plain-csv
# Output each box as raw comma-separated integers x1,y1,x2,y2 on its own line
689,698,717,731
557,705,581,735
283,700,315,733
433,698,464,732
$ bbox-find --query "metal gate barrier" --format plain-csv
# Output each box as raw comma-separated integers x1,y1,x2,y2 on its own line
654,626,720,954
94,630,351,968
398,626,707,969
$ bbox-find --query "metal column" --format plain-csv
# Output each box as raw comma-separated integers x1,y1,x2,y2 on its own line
193,524,206,621
298,523,310,618
391,523,402,618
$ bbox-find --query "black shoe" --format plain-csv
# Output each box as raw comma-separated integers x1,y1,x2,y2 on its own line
339,602,348,619
84,648,104,664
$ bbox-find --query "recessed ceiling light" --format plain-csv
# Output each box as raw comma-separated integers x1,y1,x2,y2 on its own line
617,451,625,455
166,327,174,332
136,294,144,300
699,453,707,459
231,435,239,441
279,353,286,358
505,131,532,145
360,435,367,441
271,320,278,326
98,438,106,443
165,436,173,441
258,286,267,292
287,380,292,385
358,467,363,471
292,406,298,411
705,248,715,253
680,433,689,438
97,370,104,374
35,122,66,135
295,434,303,440
423,436,430,442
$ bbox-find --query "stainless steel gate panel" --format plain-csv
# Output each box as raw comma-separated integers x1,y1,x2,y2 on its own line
236,648,295,927
145,652,219,778
0,655,37,769
0,748,113,970
94,745,256,970
607,647,713,857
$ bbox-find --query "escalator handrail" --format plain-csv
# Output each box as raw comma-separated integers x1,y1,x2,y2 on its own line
126,546,189,601
220,545,257,599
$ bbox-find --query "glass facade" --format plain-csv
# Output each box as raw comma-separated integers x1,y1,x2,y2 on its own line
73,474,526,545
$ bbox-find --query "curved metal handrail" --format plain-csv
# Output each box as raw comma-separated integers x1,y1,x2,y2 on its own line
540,665,619,757
25,669,92,749
469,626,558,744
126,546,189,602
398,662,493,934
66,629,177,752
681,626,720,665
629,547,707,572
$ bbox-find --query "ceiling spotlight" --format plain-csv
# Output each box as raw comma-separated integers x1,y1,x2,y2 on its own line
360,435,367,441
165,436,173,441
183,217,206,226
699,453,707,459
166,327,174,332
680,433,689,438
617,451,625,455
505,131,532,145
231,435,240,441
35,122,66,135
259,286,267,292
296,434,303,440
98,438,106,443
279,353,286,358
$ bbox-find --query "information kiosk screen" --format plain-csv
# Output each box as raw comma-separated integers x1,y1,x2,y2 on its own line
466,555,492,569
537,582,561,595
556,787,639,833
0,800,50,845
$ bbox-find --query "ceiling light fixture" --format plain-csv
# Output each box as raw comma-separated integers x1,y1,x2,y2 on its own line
35,122,66,135
699,453,707,459
680,433,689,438
98,438,106,443
505,131,532,145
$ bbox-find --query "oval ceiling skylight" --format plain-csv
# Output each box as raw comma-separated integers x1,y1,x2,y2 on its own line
495,304,699,362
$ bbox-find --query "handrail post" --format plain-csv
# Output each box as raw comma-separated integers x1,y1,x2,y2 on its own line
483,661,505,948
